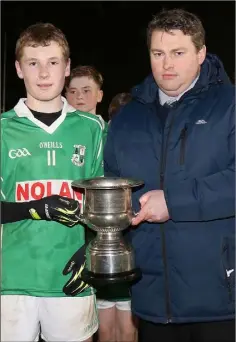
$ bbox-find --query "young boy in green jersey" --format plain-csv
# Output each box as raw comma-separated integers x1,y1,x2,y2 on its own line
1,23,104,342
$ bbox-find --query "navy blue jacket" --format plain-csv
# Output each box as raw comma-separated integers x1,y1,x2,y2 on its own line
104,54,235,323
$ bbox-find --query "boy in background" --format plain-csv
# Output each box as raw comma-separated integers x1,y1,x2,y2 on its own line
66,83,136,342
65,65,106,129
97,92,137,342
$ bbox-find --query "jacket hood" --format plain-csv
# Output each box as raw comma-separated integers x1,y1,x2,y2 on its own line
132,53,232,104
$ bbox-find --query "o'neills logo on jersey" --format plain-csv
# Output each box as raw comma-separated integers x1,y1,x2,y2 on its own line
15,180,83,203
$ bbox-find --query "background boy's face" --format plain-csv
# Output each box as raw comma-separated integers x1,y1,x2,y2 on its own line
15,41,70,103
66,76,103,114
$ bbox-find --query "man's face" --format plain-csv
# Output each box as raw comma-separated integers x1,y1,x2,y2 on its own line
15,41,70,103
150,29,206,97
66,76,103,114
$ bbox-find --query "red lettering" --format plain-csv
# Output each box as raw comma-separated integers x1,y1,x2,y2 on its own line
59,182,72,198
16,183,29,201
31,182,45,200
73,190,83,202
47,182,52,196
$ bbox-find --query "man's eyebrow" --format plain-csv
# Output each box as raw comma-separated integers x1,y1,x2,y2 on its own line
171,47,187,52
151,47,187,52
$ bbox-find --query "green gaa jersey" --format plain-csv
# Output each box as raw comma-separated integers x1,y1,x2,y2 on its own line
1,97,104,297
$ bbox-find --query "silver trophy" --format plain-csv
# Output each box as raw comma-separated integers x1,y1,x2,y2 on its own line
72,177,144,286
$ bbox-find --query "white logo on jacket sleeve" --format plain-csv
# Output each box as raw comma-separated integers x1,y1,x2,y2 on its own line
195,119,207,125
9,148,31,159
71,145,86,167
226,269,234,278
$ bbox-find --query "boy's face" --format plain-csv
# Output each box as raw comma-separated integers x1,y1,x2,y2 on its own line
66,76,103,114
15,41,70,103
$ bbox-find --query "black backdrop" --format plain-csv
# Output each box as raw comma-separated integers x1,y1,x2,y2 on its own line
1,1,235,120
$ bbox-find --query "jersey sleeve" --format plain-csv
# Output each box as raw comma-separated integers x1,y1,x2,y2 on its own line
97,115,108,148
1,177,6,201
91,123,104,178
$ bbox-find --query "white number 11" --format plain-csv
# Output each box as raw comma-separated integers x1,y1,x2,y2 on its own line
47,150,56,166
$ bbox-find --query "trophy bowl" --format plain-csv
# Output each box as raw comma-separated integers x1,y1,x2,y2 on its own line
72,177,144,287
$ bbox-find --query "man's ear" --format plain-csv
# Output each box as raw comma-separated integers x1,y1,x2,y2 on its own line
15,60,24,79
198,45,206,65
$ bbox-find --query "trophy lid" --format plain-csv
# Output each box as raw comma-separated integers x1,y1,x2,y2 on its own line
72,177,144,189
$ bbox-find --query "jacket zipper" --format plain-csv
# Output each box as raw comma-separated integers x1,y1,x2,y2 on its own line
160,112,177,323
179,125,188,165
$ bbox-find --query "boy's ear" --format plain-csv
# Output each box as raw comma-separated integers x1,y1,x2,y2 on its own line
15,60,24,79
97,90,103,103
65,58,71,77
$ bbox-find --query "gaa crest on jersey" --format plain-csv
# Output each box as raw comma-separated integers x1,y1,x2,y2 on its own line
71,145,86,167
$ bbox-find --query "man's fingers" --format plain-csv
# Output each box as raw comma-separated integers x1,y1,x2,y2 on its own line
131,206,148,225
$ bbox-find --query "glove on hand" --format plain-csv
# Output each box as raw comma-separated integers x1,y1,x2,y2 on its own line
28,195,80,227
62,244,90,296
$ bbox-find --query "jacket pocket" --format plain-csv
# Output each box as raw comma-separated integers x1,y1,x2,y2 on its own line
221,236,235,303
179,125,188,165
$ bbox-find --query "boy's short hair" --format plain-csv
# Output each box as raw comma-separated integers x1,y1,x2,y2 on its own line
108,92,132,120
65,65,103,89
15,22,70,61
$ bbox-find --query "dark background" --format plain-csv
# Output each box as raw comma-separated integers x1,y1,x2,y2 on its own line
1,1,235,120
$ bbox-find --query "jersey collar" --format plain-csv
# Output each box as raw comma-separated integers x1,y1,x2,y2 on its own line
14,97,76,134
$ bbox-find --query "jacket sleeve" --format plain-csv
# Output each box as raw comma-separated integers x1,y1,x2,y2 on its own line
104,124,120,177
165,115,235,222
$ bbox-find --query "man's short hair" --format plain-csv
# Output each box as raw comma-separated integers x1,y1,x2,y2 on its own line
15,22,70,61
147,8,205,51
65,65,103,89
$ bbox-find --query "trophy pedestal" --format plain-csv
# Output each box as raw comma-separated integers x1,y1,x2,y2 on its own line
81,268,142,287
83,232,141,287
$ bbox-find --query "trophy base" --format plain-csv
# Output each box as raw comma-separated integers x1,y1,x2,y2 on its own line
81,268,142,288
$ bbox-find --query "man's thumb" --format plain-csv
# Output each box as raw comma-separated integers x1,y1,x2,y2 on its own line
139,193,149,207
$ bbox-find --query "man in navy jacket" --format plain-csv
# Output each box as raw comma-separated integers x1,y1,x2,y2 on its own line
104,8,235,342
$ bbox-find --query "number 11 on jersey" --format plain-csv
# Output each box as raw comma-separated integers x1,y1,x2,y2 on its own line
47,150,56,166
